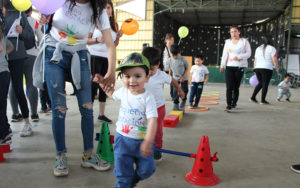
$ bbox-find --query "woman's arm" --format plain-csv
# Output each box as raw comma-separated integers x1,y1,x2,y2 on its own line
220,40,229,72
101,28,116,92
272,56,279,74
237,39,251,60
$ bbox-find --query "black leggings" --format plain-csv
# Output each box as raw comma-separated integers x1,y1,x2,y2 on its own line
91,56,108,102
225,66,244,107
251,68,273,102
8,59,29,118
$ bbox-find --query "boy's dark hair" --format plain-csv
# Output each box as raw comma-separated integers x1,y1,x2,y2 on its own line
120,65,149,76
165,33,174,41
284,74,291,78
195,54,204,60
142,47,161,66
25,6,32,15
170,44,180,55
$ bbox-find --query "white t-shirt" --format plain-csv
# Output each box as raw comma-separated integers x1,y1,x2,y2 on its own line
113,87,158,140
50,1,110,45
88,27,117,58
227,40,244,67
255,45,277,70
190,65,209,82
144,70,172,108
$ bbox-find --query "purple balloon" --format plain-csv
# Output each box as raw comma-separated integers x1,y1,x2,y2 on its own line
31,0,65,15
249,75,259,86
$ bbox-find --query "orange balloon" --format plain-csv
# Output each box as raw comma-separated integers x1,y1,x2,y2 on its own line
121,18,139,35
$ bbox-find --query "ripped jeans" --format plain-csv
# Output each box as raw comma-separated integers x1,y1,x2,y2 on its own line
45,46,94,155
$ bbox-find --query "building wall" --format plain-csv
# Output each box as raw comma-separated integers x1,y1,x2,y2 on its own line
113,0,154,63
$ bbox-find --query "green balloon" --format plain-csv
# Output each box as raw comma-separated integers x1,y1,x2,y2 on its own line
178,26,189,38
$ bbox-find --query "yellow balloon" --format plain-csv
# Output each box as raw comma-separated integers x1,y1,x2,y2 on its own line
178,26,189,39
11,0,32,12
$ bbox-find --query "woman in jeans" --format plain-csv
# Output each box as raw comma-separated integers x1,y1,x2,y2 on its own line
250,36,279,104
220,26,251,112
35,0,116,176
87,0,122,124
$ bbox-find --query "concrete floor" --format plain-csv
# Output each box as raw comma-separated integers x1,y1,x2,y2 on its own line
1,81,300,188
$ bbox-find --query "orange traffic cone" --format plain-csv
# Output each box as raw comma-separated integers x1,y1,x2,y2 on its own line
185,136,219,186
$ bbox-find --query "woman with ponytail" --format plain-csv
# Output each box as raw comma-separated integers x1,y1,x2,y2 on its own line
36,0,116,176
250,35,279,104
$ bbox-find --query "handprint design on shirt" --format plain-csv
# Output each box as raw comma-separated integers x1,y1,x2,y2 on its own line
122,124,133,134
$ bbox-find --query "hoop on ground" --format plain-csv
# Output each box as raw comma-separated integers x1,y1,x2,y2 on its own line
201,96,220,100
199,100,218,105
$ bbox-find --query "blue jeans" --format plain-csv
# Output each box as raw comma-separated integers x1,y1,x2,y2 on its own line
189,82,204,106
172,80,188,104
114,133,155,188
0,71,11,139
44,46,94,155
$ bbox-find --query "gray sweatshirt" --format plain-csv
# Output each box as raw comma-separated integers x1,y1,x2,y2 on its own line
0,37,13,73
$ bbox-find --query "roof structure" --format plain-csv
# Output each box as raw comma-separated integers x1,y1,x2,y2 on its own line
154,0,290,25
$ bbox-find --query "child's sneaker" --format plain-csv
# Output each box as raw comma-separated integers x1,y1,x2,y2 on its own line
20,124,33,137
53,155,69,177
81,153,111,171
286,98,290,102
291,164,300,174
173,103,179,110
154,151,162,161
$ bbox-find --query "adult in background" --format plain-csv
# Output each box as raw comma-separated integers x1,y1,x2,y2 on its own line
220,26,251,112
1,0,34,136
250,36,279,104
9,6,43,122
36,0,116,176
87,0,122,124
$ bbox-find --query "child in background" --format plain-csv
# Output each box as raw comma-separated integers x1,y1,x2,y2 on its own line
143,47,185,161
277,74,292,102
94,53,158,188
169,44,189,110
189,55,209,109
0,13,14,144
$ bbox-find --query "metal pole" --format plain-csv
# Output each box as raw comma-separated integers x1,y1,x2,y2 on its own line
217,28,221,66
286,0,293,72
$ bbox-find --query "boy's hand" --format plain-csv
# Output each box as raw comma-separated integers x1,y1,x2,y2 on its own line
178,89,185,99
180,77,185,83
140,140,152,157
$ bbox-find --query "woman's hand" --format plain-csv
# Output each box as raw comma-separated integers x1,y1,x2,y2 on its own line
96,37,105,43
220,68,224,73
38,14,51,25
117,30,123,38
233,56,239,61
101,71,115,93
16,25,23,34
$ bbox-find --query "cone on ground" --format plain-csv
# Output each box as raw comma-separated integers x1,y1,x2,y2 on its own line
185,136,219,186
96,122,114,163
0,146,5,162
1,144,11,153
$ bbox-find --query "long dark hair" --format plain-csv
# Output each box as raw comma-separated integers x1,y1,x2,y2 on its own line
106,1,117,32
67,0,106,24
261,35,272,57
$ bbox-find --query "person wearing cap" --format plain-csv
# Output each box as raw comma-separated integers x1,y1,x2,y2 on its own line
94,52,158,188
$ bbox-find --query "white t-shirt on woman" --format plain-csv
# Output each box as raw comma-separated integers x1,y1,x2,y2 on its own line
88,27,117,58
254,45,277,70
50,1,110,45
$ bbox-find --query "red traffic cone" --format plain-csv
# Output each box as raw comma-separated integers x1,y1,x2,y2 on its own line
0,147,5,162
1,144,11,153
185,136,219,186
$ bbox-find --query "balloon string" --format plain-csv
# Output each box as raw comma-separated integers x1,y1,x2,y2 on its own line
42,26,46,83
16,11,21,51
178,38,182,45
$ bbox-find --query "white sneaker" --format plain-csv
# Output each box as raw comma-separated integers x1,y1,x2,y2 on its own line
81,153,111,171
20,124,33,137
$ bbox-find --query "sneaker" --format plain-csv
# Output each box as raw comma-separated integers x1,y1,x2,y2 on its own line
260,101,269,105
286,98,290,102
188,105,194,109
20,124,33,137
11,114,23,122
39,109,49,113
231,105,238,110
173,103,179,110
53,156,69,177
0,133,12,145
224,106,232,112
179,100,186,109
154,151,162,161
291,164,300,174
193,104,199,108
249,98,258,103
31,114,39,122
276,98,280,102
81,153,111,171
98,115,112,124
